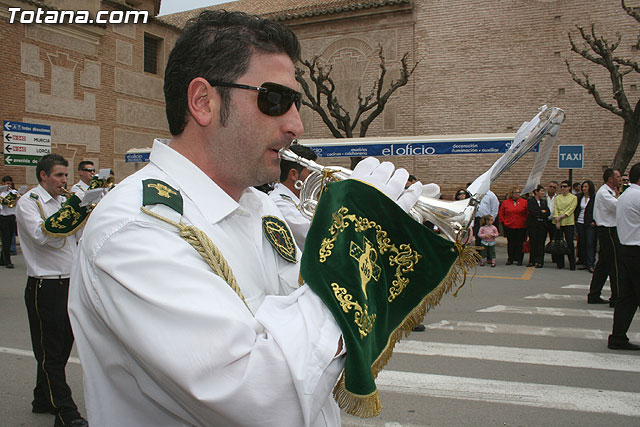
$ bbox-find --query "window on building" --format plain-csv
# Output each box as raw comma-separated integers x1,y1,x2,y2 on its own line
144,33,161,74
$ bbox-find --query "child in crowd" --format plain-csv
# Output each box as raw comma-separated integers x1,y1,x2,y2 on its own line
478,214,499,267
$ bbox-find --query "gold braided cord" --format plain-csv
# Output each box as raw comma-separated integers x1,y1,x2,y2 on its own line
140,206,252,314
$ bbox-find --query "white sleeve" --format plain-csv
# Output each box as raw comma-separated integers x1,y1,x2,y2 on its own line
79,221,343,426
274,198,310,251
15,197,67,246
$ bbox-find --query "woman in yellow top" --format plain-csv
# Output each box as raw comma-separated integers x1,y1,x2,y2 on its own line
553,179,578,270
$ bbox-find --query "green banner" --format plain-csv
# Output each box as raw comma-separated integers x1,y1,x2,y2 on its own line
301,180,477,417
4,154,41,166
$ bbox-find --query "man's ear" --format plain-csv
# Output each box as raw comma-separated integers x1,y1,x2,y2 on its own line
186,78,217,127
287,168,299,182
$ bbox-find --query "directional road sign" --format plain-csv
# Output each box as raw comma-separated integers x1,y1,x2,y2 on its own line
3,120,51,166
557,145,583,169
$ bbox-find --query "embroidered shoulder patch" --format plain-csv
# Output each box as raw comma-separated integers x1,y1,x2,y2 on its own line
262,215,297,263
29,192,39,200
142,179,183,215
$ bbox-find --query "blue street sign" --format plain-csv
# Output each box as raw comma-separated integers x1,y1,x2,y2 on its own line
304,138,518,158
125,151,150,163
558,145,583,169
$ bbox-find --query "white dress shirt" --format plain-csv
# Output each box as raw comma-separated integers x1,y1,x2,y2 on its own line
15,184,76,277
617,183,640,246
70,180,89,199
269,182,310,251
593,183,618,227
69,139,344,427
545,194,556,221
476,190,499,219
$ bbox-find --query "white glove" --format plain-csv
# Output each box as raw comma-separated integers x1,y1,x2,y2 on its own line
350,157,422,213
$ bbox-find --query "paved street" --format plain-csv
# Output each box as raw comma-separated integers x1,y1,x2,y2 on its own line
1,245,639,426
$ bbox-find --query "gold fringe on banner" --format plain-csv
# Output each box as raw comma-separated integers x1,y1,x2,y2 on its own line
333,243,481,417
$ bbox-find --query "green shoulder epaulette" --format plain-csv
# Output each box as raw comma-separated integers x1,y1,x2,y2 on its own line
42,194,89,237
30,192,39,200
142,179,183,215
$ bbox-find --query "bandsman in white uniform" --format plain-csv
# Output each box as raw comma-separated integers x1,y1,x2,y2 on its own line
15,154,88,427
0,175,18,268
609,163,640,350
68,11,419,426
588,168,622,305
269,143,316,251
70,160,95,199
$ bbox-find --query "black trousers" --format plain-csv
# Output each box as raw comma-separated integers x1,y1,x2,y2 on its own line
588,226,621,303
0,214,15,265
504,226,526,263
546,220,560,264
528,221,546,265
609,245,640,346
24,277,80,424
473,216,482,248
555,225,576,269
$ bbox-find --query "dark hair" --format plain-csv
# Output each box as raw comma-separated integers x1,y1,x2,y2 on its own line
534,184,544,193
572,182,581,189
408,174,417,182
629,162,640,184
36,154,67,182
560,179,570,187
454,188,470,200
78,160,94,171
481,214,493,226
279,144,317,182
602,168,618,183
581,180,595,199
164,10,301,135
1,175,12,183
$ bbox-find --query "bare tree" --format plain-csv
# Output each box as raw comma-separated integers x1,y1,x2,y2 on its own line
296,46,418,168
566,0,640,173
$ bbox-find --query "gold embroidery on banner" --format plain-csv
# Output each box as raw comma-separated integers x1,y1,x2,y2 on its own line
331,283,376,339
48,205,81,229
349,236,381,299
148,182,177,198
321,206,422,302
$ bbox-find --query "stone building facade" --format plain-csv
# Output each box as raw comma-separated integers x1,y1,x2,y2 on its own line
0,0,178,187
1,0,639,199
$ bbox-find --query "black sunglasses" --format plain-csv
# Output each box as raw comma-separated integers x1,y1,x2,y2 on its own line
206,80,301,117
81,168,95,173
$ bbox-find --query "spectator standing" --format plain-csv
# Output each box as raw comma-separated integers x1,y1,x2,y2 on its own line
499,187,528,265
553,180,578,270
474,189,499,249
608,163,640,350
477,215,499,267
526,185,549,268
620,173,630,194
454,188,473,245
269,144,316,251
575,180,596,273
70,161,95,199
0,175,18,268
572,182,582,196
15,154,88,427
588,168,622,305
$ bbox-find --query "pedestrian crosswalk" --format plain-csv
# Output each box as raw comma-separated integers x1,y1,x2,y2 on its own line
342,266,640,426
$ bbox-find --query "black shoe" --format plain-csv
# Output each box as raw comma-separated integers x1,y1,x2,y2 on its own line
516,261,522,266
54,417,89,427
588,267,594,273
527,263,535,267
578,266,588,270
556,265,564,269
608,341,640,350
609,300,616,308
412,324,426,332
569,266,576,271
6,263,14,269
505,260,513,265
587,297,608,304
535,263,543,268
